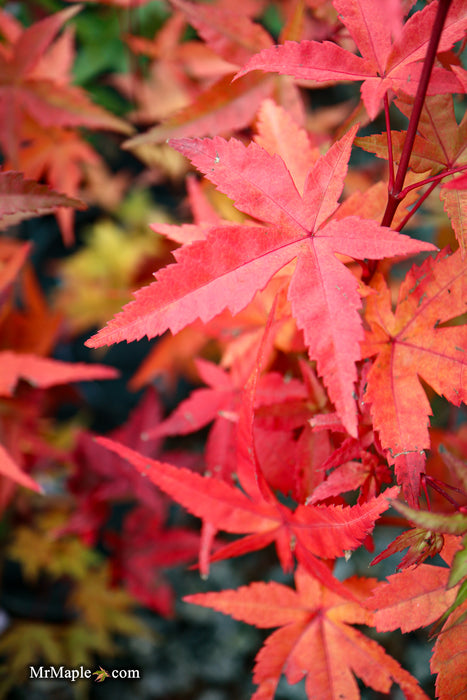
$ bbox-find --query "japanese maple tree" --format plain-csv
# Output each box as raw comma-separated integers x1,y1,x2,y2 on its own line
0,0,465,698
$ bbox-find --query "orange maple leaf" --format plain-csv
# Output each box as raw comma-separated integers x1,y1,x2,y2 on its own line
185,566,429,700
361,248,467,505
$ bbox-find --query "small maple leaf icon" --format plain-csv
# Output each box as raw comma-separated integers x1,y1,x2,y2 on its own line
93,666,109,682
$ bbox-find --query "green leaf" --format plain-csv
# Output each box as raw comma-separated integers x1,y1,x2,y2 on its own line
392,500,467,536
449,534,467,588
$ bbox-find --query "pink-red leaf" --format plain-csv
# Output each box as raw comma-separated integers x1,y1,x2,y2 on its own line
0,444,41,493
0,351,118,396
0,171,85,230
236,0,467,119
88,132,434,436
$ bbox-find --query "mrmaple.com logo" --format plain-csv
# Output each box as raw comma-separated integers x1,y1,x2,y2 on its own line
29,665,140,682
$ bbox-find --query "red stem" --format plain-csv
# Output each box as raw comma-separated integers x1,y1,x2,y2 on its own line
395,181,438,232
381,0,454,229
399,163,467,199
424,475,462,510
427,475,467,498
421,476,432,511
384,93,395,191
394,164,467,230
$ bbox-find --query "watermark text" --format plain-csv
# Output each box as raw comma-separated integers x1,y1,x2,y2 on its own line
29,666,140,682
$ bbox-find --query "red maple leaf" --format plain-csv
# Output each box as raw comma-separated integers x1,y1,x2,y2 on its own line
431,597,467,700
309,448,392,505
0,170,85,232
185,566,429,699
368,528,467,698
108,505,201,617
0,6,131,165
69,388,165,517
0,351,118,397
67,388,204,615
96,434,398,597
0,350,117,496
87,127,434,436
0,266,118,497
145,358,307,483
236,0,466,119
368,561,459,634
5,121,100,245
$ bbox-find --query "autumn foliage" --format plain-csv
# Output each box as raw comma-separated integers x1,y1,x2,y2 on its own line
0,0,466,697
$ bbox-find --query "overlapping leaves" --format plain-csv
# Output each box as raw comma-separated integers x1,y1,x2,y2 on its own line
87,127,434,436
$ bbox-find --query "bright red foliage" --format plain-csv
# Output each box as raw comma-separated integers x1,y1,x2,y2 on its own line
0,0,466,697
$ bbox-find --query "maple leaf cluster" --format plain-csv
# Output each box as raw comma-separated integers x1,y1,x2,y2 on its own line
0,5,132,243
0,0,466,698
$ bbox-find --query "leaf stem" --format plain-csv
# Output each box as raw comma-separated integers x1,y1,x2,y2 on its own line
421,475,432,511
395,181,438,232
384,93,395,192
399,163,467,199
381,0,454,228
394,163,467,231
424,475,463,510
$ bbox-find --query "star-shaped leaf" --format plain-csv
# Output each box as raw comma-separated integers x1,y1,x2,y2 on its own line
185,566,429,700
87,128,434,435
236,0,466,119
